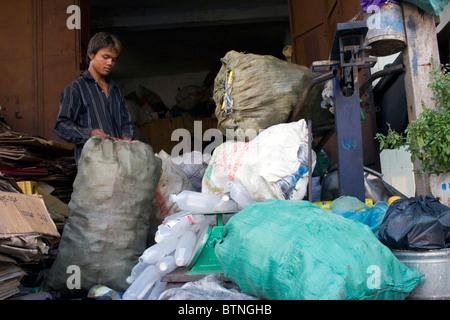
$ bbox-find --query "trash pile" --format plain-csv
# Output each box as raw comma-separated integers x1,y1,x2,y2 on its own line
123,209,215,300
0,191,60,299
0,128,74,300
216,200,423,300
122,184,255,300
157,273,258,300
124,70,216,128
379,194,450,250
0,128,76,203
8,51,449,300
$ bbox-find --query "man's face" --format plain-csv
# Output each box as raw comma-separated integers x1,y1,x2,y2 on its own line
89,47,119,77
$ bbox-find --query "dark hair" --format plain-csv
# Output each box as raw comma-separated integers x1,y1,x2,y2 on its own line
86,32,122,64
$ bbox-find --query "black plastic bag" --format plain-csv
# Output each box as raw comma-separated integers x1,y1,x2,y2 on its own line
379,194,450,250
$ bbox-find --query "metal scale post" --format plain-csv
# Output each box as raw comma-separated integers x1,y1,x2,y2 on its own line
314,21,377,202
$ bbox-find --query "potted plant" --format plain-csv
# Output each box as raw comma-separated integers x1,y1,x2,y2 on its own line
375,63,450,203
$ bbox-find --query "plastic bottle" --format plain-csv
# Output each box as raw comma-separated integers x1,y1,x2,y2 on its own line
297,144,310,168
277,174,300,199
156,254,177,274
122,265,161,300
277,146,309,199
123,255,177,300
147,280,167,300
155,213,205,243
126,260,150,285
227,182,254,209
87,285,122,300
277,163,309,199
162,210,191,223
190,215,215,233
214,194,239,212
174,230,198,267
139,241,177,264
170,190,237,213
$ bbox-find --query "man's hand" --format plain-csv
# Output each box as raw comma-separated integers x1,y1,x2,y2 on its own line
90,129,110,139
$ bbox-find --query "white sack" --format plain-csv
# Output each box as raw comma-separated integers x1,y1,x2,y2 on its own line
202,120,316,202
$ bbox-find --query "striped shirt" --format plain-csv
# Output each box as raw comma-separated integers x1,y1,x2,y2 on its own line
55,70,135,163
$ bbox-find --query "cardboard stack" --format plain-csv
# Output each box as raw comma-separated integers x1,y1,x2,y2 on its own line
0,191,60,299
0,255,25,300
0,129,76,203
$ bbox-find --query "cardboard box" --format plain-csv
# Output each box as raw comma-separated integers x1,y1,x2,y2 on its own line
17,181,38,195
0,191,60,239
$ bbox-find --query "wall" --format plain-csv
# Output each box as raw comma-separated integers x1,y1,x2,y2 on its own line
289,0,362,67
0,0,81,142
379,147,415,198
0,1,36,135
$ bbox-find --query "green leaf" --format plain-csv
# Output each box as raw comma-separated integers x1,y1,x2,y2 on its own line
417,136,424,149
379,139,385,150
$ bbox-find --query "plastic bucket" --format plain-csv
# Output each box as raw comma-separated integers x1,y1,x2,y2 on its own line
392,248,450,300
365,1,407,57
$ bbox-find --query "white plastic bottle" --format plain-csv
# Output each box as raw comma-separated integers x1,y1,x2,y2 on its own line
162,210,191,223
122,265,161,300
174,230,197,267
213,194,239,212
87,285,122,300
126,260,150,285
278,146,310,199
157,254,177,274
170,190,228,213
188,215,215,234
123,255,177,301
139,241,177,264
155,214,205,243
147,281,167,300
227,182,254,209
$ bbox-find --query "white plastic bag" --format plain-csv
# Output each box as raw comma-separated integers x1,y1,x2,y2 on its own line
152,150,193,220
202,120,316,202
172,151,211,192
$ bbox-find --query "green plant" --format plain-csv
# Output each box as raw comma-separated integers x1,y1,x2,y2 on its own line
375,63,450,175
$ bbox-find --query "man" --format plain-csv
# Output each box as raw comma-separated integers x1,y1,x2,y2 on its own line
55,32,135,164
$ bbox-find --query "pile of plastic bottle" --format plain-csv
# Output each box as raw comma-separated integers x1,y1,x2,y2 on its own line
120,186,253,300
122,210,212,300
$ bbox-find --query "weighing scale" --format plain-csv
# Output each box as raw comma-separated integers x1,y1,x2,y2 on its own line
290,21,378,202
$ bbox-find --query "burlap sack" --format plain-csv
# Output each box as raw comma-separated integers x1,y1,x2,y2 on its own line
45,137,162,292
213,50,331,137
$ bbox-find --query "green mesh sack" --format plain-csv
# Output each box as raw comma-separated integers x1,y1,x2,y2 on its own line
215,200,423,300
